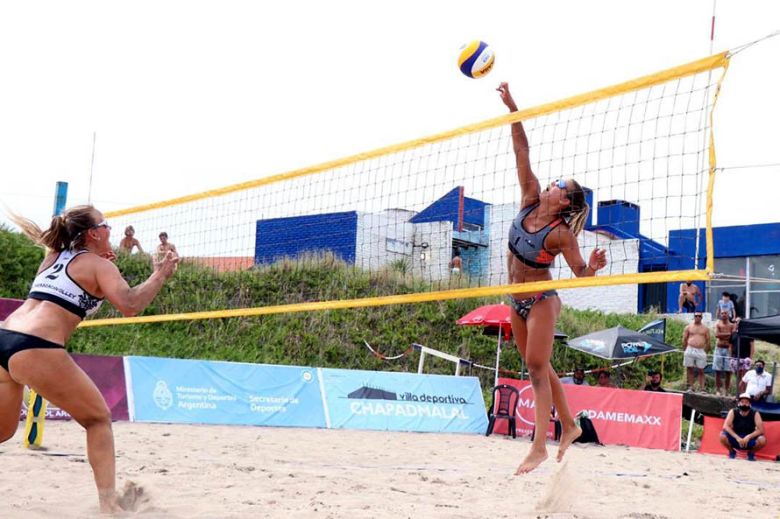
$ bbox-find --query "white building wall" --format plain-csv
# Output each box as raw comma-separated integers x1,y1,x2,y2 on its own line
355,211,414,272
487,203,640,314
412,221,453,282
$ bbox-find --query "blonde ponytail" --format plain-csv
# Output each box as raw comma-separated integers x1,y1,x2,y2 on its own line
9,205,97,252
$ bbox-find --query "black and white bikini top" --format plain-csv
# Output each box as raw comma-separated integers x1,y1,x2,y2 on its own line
28,249,104,319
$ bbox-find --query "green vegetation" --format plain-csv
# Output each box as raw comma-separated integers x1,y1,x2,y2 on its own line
59,252,688,396
4,226,774,400
0,224,44,299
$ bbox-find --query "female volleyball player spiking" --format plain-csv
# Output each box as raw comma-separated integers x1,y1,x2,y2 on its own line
0,205,178,513
497,82,607,474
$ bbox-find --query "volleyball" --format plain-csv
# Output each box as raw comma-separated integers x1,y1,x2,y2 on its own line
457,40,495,79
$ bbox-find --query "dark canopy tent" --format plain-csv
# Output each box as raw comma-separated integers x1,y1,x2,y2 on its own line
738,314,780,346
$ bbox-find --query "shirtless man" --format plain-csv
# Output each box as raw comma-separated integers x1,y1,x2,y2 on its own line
678,281,701,313
118,225,144,255
713,310,735,396
155,232,178,262
682,312,711,391
449,248,463,275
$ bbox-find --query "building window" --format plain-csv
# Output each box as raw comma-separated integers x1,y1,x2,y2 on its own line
707,255,780,318
749,255,780,318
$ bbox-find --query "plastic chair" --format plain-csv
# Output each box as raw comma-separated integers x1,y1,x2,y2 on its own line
486,384,520,438
531,405,562,442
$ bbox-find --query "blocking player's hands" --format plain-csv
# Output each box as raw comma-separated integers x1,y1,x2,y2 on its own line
497,82,518,112
154,251,179,279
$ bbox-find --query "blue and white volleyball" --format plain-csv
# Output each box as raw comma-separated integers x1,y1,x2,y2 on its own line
457,40,495,79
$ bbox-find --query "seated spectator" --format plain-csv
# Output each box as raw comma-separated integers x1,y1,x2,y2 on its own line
740,359,773,401
643,370,666,392
596,370,614,388
561,367,588,386
118,225,144,254
719,393,767,461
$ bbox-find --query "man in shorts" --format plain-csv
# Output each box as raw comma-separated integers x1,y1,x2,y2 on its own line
713,310,735,396
719,393,766,461
682,312,710,391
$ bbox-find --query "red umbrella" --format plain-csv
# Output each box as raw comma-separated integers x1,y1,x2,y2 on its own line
457,303,568,387
456,303,513,340
457,303,513,388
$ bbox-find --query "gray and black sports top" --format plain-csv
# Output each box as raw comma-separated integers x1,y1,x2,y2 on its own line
28,249,104,319
507,203,564,269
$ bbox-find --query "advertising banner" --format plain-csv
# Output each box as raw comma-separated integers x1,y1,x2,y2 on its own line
321,368,488,434
700,415,780,462
125,356,326,428
19,353,129,421
494,379,682,451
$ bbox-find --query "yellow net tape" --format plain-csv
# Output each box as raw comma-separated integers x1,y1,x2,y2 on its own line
86,52,730,327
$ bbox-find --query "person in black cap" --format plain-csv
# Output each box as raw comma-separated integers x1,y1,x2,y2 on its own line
719,393,767,461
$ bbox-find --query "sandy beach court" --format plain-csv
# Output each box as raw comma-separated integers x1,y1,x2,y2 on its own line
2,421,779,518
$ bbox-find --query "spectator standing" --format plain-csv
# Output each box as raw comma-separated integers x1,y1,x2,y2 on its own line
719,393,767,461
449,248,463,275
118,225,144,255
678,281,701,313
713,310,735,396
643,370,666,392
682,312,711,392
740,359,773,401
717,291,735,321
156,232,178,262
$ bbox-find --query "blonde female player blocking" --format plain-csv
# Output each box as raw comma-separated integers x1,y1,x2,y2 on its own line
0,205,178,513
498,82,607,474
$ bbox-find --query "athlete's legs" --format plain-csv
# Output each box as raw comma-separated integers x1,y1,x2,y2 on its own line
0,367,24,443
512,296,559,474
512,308,580,460
8,348,120,513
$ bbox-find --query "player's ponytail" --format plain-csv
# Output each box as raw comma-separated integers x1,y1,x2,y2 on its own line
10,205,97,252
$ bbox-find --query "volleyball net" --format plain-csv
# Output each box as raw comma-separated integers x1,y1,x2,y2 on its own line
84,52,730,327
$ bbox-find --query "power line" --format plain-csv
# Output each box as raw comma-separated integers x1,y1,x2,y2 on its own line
718,162,780,171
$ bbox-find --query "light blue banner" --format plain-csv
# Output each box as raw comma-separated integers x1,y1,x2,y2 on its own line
125,356,326,428
321,369,488,434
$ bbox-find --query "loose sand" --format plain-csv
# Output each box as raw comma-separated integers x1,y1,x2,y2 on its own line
2,421,779,518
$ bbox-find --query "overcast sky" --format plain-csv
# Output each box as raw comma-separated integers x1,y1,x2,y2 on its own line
1,0,778,232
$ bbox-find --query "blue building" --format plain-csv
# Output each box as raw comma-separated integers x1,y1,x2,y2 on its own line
254,186,780,317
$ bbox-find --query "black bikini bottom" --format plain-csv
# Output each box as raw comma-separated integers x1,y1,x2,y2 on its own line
0,329,65,372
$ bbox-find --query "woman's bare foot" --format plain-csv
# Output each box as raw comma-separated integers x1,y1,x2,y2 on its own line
515,447,548,474
117,481,145,512
556,424,582,462
98,490,122,515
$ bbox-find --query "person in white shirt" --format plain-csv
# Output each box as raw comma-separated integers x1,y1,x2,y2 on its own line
740,359,773,401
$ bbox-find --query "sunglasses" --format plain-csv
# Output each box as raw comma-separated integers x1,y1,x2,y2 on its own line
92,220,111,231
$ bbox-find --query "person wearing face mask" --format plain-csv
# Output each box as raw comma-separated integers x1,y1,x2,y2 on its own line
740,359,773,401
643,370,666,392
719,393,767,460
